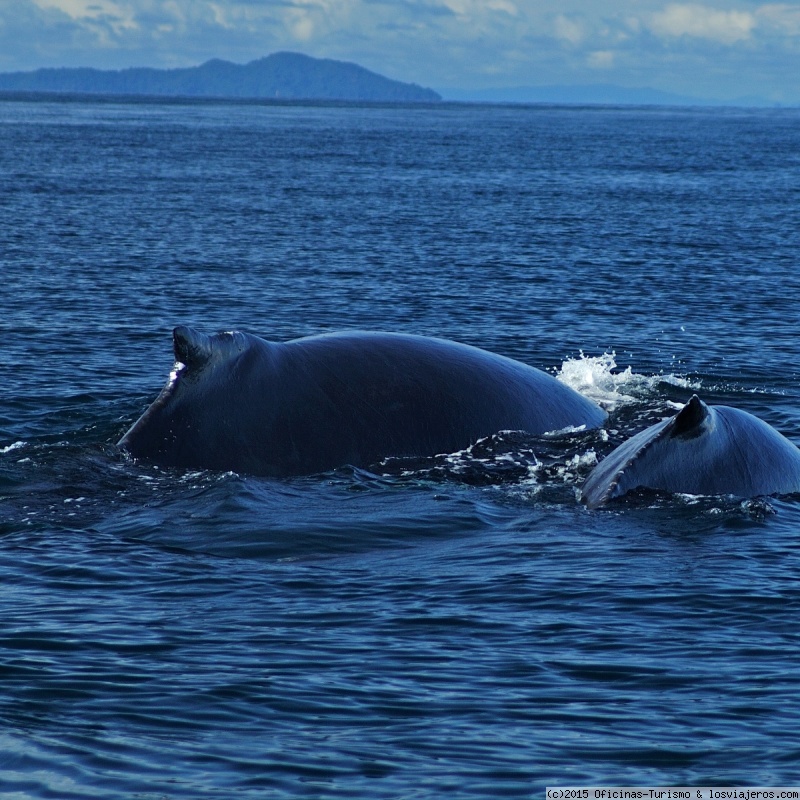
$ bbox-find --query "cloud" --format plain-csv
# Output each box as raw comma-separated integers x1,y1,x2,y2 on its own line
31,0,139,41
32,0,136,26
441,0,517,19
586,49,615,69
756,3,800,36
554,14,585,45
648,3,756,44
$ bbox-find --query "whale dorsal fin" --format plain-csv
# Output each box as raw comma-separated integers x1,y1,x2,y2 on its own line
173,326,213,370
671,394,710,438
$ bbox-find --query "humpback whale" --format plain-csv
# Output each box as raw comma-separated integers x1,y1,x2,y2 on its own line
582,395,800,508
119,328,607,477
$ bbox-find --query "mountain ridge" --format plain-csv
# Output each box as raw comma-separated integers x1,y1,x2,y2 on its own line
0,52,442,103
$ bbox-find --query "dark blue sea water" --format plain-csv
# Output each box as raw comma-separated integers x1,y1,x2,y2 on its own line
2,95,800,798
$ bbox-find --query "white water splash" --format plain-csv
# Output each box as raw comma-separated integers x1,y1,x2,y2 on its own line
555,450,599,483
555,351,700,412
1,441,27,454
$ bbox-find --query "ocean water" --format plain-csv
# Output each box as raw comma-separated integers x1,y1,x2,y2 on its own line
2,95,800,798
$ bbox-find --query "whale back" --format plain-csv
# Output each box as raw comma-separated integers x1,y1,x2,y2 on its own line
118,328,607,477
582,395,800,508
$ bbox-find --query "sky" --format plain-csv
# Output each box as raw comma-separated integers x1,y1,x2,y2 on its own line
1,0,799,103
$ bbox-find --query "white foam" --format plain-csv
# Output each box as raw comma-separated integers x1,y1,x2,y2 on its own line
567,449,600,470
542,424,587,437
1,441,26,454
553,450,600,485
555,351,700,412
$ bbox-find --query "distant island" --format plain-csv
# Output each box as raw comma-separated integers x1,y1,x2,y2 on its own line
0,52,441,103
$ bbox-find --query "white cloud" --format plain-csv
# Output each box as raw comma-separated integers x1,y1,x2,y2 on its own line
587,49,614,68
554,14,585,45
489,0,517,16
32,0,138,32
286,9,316,41
648,3,756,44
207,3,234,29
756,3,800,36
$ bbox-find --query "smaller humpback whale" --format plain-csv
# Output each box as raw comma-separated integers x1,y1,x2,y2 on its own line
118,328,607,477
582,395,800,508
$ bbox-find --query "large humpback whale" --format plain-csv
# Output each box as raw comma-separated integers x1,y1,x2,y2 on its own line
118,328,607,477
582,395,800,508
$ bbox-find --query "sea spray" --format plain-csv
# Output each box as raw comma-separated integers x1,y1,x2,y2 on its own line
555,351,700,411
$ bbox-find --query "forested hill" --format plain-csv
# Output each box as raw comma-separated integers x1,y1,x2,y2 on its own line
0,52,441,102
